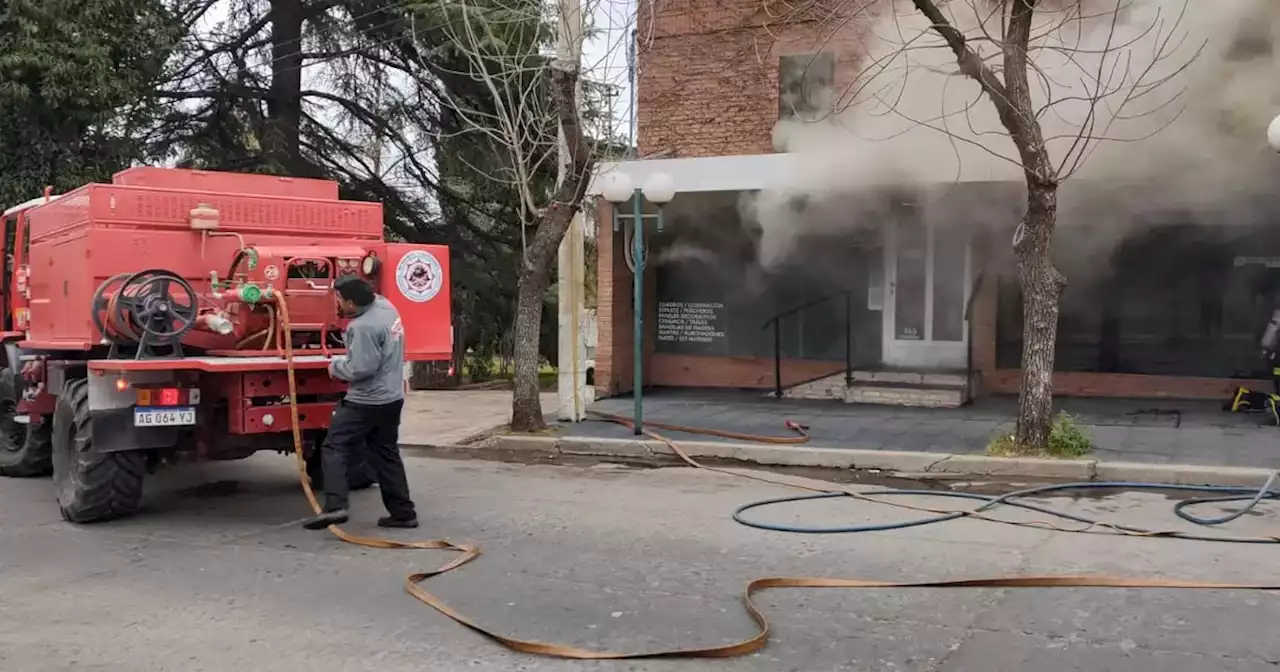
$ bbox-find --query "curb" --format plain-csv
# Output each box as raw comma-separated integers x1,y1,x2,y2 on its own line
427,434,1276,488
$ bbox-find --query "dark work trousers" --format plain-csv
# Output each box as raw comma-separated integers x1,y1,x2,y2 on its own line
321,398,416,519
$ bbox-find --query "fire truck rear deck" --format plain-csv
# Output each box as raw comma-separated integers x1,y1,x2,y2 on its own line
0,167,452,523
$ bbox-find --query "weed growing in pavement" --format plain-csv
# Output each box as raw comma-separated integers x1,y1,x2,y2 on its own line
987,412,1093,459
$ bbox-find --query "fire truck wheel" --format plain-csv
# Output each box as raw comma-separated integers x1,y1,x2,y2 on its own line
51,378,145,524
0,368,53,477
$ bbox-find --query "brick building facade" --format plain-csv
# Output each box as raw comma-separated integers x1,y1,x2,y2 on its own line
633,0,869,159
589,0,1280,407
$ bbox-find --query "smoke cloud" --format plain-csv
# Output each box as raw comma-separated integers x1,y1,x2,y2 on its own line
748,0,1280,269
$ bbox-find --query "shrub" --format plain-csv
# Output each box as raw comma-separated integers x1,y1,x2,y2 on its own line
1046,412,1093,458
465,352,495,382
987,412,1093,459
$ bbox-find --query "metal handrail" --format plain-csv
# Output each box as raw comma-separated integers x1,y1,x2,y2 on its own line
761,290,854,399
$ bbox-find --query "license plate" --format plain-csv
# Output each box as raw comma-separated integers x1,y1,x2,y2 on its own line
134,407,196,427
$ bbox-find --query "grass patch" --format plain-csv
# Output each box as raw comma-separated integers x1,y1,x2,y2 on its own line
987,412,1093,459
461,354,558,391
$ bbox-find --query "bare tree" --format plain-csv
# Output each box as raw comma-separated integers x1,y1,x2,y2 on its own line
417,0,607,430
781,0,1200,451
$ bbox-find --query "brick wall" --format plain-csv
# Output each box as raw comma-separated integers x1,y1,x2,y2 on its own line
593,198,661,397
594,0,876,392
985,370,1269,401
635,0,875,158
593,199,627,396
593,0,882,395
650,353,844,389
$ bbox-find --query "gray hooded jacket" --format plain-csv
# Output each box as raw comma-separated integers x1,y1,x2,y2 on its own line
329,295,406,405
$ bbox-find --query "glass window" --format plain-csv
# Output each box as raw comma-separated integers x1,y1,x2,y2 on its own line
894,214,927,341
778,53,835,122
931,223,967,342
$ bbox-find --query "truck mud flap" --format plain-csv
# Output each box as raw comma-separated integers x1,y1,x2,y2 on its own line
90,408,182,453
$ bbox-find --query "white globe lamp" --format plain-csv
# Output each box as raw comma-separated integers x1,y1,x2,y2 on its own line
1268,114,1280,153
642,172,676,205
599,171,634,204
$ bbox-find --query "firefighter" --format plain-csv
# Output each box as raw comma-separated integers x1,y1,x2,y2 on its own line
303,275,419,530
1264,307,1280,395
1226,299,1280,426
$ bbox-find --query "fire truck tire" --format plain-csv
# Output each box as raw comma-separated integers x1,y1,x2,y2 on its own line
51,378,145,524
0,366,54,476
0,368,53,477
0,419,53,478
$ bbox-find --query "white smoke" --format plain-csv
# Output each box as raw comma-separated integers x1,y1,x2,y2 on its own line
749,0,1280,267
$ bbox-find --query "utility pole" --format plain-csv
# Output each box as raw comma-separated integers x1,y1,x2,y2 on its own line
628,27,637,157
555,0,588,422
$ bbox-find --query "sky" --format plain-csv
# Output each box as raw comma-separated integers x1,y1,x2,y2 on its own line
580,0,638,144
192,0,638,141
186,0,638,191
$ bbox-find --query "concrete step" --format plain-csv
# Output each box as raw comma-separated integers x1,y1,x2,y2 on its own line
781,370,971,408
844,380,969,408
849,369,968,388
783,372,850,401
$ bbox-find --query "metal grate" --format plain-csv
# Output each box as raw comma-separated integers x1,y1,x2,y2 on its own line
102,188,382,238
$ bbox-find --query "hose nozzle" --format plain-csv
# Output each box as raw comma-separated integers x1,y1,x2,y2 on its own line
197,312,234,335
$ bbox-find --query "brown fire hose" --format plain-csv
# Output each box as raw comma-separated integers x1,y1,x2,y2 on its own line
274,297,1280,660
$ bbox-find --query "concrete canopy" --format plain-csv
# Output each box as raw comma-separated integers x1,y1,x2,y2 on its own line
589,154,805,195
588,152,1024,197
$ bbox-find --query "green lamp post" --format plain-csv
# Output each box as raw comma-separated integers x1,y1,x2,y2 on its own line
600,170,676,436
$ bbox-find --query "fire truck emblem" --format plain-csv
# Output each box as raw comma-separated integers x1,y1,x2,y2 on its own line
394,250,442,303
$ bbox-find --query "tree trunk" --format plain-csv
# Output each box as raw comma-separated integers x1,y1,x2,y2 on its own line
510,261,551,429
1013,184,1065,451
909,0,1072,451
265,0,303,172
509,63,594,432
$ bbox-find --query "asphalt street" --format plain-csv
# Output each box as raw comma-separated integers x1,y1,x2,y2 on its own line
3,453,1280,671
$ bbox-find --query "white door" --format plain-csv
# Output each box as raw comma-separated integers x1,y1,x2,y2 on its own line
882,214,971,370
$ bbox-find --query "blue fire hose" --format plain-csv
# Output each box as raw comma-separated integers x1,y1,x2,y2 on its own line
585,411,1280,543
732,472,1280,542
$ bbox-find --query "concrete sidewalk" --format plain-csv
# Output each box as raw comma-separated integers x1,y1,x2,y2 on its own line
400,389,559,446
487,432,1278,487
433,390,1280,488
